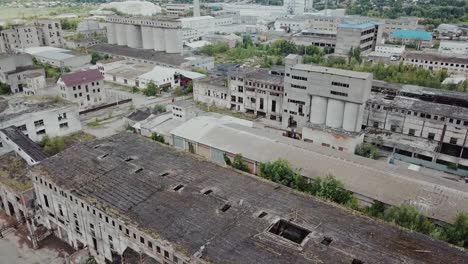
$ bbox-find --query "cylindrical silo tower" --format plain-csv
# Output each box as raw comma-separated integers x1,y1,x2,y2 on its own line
106,23,117,45
309,96,328,125
141,26,154,49
115,23,127,46
126,24,143,48
342,102,360,132
153,27,166,51
164,28,183,54
325,99,345,129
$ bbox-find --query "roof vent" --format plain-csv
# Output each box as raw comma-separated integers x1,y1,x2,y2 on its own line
134,168,143,174
160,171,170,177
258,212,268,218
98,153,108,159
124,157,134,162
321,237,333,246
202,189,213,195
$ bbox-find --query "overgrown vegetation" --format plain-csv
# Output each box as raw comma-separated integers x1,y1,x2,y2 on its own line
151,132,166,144
355,143,379,159
143,81,160,97
173,81,193,96
199,38,449,89
0,82,11,95
40,135,65,155
32,58,70,80
347,0,468,26
90,52,110,65
224,154,250,172
258,158,468,248
60,18,82,31
152,104,166,114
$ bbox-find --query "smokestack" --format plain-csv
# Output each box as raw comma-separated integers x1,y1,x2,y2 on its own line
193,0,200,17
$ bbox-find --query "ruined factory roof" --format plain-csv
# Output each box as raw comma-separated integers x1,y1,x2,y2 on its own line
292,64,373,80
90,44,187,67
368,94,468,120
35,133,468,264
229,68,284,85
403,51,468,64
0,96,74,123
127,109,152,122
5,65,42,75
0,153,32,192
61,69,103,87
0,126,47,162
195,76,227,87
172,116,468,224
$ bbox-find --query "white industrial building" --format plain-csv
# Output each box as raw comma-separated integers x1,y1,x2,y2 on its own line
105,16,183,54
97,59,205,90
438,41,468,56
57,69,106,111
0,96,82,154
19,46,92,68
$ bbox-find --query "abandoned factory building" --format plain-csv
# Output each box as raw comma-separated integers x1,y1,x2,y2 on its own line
31,133,468,264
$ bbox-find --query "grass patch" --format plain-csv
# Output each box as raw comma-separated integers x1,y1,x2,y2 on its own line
196,102,255,121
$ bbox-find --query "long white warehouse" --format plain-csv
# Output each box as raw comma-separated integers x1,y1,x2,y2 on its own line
105,16,183,54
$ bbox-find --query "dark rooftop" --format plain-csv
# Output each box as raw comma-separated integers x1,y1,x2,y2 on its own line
36,133,468,264
90,44,187,66
0,126,47,162
127,110,152,122
61,69,104,87
403,51,468,64
6,65,42,75
230,68,284,85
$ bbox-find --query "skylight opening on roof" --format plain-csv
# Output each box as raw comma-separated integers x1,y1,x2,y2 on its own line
93,144,101,149
124,157,134,162
258,212,268,218
352,259,364,264
268,219,311,244
173,184,184,191
134,168,143,173
160,172,170,177
202,189,213,195
99,153,109,159
220,203,231,212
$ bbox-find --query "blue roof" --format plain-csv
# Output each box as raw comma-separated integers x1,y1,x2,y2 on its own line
338,22,378,29
390,30,432,40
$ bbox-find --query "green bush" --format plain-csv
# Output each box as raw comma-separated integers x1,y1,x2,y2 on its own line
40,135,65,155
442,213,468,247
308,175,355,205
232,154,249,172
355,143,379,159
143,81,160,97
383,205,436,235
152,104,166,114
0,82,11,95
151,133,165,144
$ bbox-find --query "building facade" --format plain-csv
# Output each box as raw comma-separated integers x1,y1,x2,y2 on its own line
401,52,468,74
58,69,106,111
35,19,64,47
0,53,45,93
335,22,382,56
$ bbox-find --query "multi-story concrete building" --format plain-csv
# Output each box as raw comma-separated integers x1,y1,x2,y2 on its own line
0,19,64,52
0,96,82,151
165,4,191,17
0,53,45,93
282,54,372,151
35,19,64,47
335,22,382,55
401,51,468,74
58,69,106,111
228,68,285,121
438,40,468,56
0,25,42,51
193,77,230,109
105,16,183,54
29,133,468,264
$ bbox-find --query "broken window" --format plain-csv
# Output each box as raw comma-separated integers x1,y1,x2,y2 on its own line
428,133,435,140
450,137,458,145
408,129,415,136
268,219,311,244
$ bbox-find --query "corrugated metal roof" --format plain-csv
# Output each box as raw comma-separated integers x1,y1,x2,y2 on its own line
390,30,432,40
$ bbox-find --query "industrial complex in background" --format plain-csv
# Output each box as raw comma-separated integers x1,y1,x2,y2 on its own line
0,0,468,263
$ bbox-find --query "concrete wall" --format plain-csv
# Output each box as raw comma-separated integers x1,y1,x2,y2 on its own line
58,79,106,111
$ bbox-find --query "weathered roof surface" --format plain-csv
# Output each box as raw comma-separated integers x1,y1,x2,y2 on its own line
229,68,284,85
0,126,47,162
403,51,468,64
127,110,152,122
0,153,32,192
171,116,468,224
292,64,373,79
368,95,468,120
391,30,432,40
36,133,468,264
90,44,187,66
0,96,74,123
61,69,103,87
5,65,42,75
